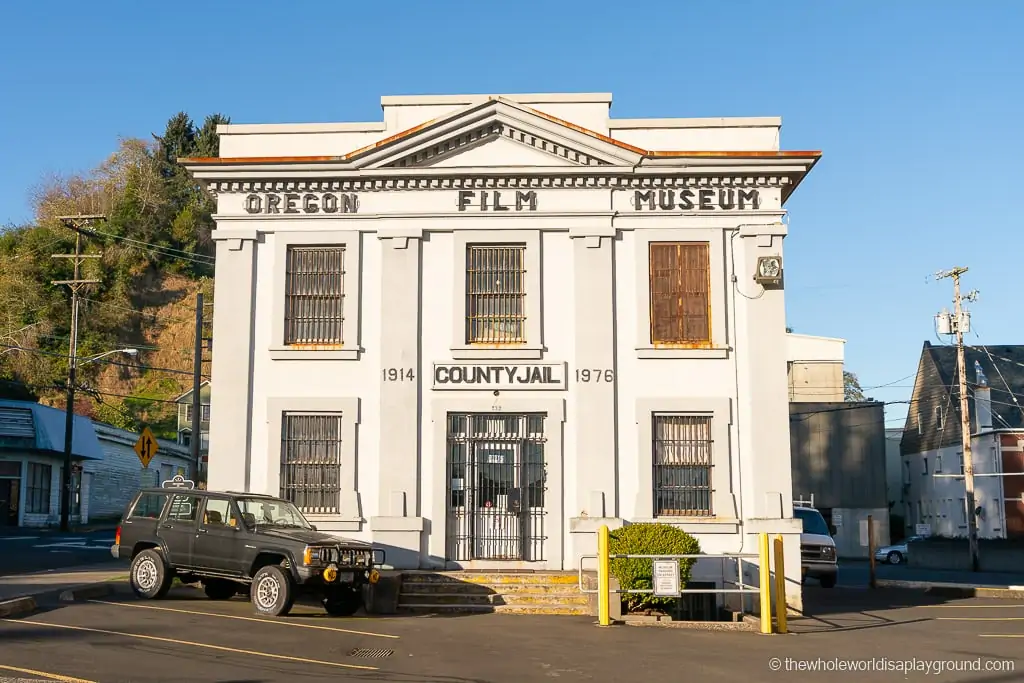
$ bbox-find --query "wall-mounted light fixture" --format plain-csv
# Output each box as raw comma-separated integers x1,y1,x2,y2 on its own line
754,255,783,287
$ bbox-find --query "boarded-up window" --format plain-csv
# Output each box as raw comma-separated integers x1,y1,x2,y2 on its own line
653,414,713,517
466,244,526,344
280,413,342,514
284,246,345,345
649,242,711,345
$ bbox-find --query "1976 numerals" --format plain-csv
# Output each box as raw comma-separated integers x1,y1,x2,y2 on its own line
576,369,614,383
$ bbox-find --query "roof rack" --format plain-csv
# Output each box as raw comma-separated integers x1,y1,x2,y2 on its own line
793,494,816,509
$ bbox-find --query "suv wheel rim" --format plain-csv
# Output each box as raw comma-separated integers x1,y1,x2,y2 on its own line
256,575,279,609
135,558,157,590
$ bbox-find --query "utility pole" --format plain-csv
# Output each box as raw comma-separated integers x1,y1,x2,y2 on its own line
52,215,104,532
190,292,203,481
936,266,980,572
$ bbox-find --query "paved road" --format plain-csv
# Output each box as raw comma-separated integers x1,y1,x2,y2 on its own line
834,559,1024,588
0,529,122,577
0,583,1022,682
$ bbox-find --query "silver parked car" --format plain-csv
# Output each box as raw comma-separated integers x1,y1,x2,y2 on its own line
874,535,925,564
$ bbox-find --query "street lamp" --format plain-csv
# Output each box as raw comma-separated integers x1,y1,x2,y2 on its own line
59,347,139,531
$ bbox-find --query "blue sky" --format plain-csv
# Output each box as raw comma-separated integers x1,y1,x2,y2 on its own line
1,1,1021,427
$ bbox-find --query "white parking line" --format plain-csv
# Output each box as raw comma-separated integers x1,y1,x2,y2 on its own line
2,619,379,671
0,662,96,682
87,599,400,639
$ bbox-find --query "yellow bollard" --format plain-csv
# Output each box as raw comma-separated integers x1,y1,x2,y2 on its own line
773,534,788,634
597,524,610,626
758,532,772,634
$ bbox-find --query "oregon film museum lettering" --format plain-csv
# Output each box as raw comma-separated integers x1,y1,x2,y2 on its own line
457,190,538,212
245,192,360,215
633,188,760,211
433,363,566,390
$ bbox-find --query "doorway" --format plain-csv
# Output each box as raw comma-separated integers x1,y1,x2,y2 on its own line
0,478,19,526
445,413,546,562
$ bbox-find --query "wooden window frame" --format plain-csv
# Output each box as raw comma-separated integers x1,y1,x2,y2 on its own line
633,229,727,359
649,242,712,348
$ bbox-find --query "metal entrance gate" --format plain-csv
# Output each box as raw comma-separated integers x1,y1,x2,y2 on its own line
445,413,547,562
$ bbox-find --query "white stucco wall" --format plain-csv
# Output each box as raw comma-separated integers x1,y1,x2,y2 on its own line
902,433,1006,539
189,92,817,609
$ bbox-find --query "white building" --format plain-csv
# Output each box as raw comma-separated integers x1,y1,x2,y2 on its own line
901,342,1024,539
0,400,193,528
182,92,820,607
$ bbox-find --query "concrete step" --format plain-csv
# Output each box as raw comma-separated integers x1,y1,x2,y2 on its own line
397,603,591,616
398,591,589,607
401,572,579,585
399,581,581,595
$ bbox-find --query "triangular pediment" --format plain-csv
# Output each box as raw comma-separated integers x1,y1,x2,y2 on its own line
345,98,643,170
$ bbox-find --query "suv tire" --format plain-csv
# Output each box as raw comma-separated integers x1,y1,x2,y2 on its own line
130,549,172,600
251,565,294,617
323,586,363,616
204,579,237,600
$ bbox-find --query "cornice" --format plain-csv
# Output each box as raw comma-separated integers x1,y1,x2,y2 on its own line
207,174,793,195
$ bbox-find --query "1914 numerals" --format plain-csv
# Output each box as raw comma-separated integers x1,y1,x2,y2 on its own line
382,368,416,382
576,369,614,383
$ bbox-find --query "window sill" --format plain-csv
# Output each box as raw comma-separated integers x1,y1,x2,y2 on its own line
450,345,544,361
269,347,361,361
636,346,729,359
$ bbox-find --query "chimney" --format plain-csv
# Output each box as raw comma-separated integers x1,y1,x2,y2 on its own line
974,360,992,430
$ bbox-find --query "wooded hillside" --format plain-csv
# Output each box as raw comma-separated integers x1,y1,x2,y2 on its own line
0,112,228,439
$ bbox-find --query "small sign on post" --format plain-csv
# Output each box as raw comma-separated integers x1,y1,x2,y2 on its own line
652,559,681,598
133,426,159,468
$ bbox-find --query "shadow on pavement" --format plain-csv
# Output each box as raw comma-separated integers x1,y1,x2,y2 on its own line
787,586,956,633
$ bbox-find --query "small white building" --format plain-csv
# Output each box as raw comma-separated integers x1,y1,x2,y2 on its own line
0,400,193,528
182,92,820,607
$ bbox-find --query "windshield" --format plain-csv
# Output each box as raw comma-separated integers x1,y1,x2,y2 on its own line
236,498,312,529
794,508,831,536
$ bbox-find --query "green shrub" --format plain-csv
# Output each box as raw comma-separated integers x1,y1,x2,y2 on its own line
608,523,701,612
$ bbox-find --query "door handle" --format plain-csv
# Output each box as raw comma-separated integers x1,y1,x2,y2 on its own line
196,528,208,534
161,524,174,529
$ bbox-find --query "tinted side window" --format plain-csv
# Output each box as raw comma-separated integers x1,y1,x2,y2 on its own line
167,494,201,522
129,493,168,519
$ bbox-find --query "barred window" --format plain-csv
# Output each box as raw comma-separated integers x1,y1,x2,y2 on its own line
466,244,526,344
653,414,713,517
26,462,51,514
280,413,343,514
649,242,711,345
284,246,345,345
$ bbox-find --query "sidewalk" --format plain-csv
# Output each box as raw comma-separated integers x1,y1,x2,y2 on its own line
0,562,128,602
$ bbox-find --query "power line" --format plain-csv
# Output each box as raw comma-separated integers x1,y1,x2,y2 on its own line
0,341,209,379
61,221,214,266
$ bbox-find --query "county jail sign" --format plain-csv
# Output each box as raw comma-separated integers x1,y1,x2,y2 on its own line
432,362,567,391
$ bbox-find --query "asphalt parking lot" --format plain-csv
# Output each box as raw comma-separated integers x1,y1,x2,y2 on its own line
1,584,1023,682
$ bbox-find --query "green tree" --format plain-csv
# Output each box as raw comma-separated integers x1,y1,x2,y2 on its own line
844,371,874,402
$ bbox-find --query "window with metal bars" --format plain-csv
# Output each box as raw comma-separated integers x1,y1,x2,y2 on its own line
465,244,526,344
652,414,713,517
649,242,711,346
280,413,343,514
284,246,345,345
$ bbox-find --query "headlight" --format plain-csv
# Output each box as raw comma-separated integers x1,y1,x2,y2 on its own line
303,546,329,566
822,546,836,560
303,546,315,566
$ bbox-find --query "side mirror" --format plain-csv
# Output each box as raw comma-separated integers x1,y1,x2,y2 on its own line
310,525,317,531
829,525,838,536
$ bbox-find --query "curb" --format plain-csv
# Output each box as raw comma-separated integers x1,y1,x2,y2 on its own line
0,596,38,618
59,582,115,602
876,579,1024,599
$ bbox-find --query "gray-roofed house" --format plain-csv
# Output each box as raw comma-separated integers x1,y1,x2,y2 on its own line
0,399,193,528
900,341,1024,540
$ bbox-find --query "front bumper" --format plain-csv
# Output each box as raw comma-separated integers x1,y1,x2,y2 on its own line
803,562,837,579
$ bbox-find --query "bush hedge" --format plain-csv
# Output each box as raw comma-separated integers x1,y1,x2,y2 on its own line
608,523,701,612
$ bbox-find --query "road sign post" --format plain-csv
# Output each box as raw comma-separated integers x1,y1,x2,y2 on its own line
133,426,159,469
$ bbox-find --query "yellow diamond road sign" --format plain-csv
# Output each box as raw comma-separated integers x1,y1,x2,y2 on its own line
134,426,159,468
